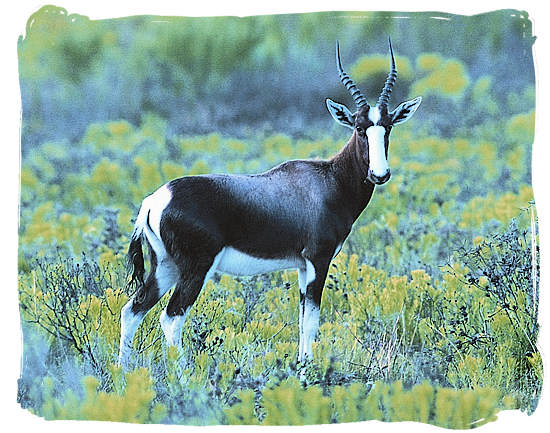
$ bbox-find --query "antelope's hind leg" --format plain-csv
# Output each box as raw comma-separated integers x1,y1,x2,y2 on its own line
118,255,179,368
160,252,222,355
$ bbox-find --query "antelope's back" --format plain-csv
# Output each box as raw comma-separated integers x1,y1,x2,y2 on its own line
162,163,333,257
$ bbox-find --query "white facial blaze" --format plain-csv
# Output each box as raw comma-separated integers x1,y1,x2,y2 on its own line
366,125,389,177
368,106,381,124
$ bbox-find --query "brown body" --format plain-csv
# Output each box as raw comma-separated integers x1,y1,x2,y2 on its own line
118,39,422,369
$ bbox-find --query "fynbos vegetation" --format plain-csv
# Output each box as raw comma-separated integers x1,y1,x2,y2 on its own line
18,6,539,427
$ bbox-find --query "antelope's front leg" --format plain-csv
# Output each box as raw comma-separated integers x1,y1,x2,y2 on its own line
298,258,329,363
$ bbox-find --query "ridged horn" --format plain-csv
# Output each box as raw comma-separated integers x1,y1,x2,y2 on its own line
336,41,369,109
377,37,397,109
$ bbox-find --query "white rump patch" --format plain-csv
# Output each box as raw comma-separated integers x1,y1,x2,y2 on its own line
215,247,304,276
366,125,389,177
135,184,172,258
144,184,172,240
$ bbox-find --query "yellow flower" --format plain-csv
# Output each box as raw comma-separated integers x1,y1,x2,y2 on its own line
416,53,443,71
351,54,414,81
411,58,469,98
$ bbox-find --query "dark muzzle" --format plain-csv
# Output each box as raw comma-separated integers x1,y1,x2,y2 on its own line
367,169,391,185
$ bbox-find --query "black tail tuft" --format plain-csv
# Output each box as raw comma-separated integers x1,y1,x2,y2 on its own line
127,233,145,288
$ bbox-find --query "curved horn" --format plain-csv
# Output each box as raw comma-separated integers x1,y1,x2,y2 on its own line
336,41,369,109
377,37,397,109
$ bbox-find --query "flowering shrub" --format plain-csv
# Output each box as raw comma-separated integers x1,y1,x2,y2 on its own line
226,378,503,428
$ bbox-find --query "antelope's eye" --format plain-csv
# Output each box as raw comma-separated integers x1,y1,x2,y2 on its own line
356,126,364,135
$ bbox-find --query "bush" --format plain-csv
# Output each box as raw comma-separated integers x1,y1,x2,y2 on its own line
444,217,541,412
38,368,166,423
225,378,503,428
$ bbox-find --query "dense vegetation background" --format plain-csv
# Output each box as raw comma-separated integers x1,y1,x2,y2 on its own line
17,5,540,427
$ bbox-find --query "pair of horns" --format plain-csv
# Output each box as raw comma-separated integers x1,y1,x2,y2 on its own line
336,38,396,109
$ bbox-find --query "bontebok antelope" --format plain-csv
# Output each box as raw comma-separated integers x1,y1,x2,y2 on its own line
118,39,422,368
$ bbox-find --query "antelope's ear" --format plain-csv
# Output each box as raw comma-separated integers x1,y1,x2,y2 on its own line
390,96,422,125
326,99,355,129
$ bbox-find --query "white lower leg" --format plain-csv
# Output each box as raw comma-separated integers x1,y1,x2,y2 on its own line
118,300,145,368
298,267,307,361
298,261,316,363
298,304,305,360
160,308,188,349
301,300,320,361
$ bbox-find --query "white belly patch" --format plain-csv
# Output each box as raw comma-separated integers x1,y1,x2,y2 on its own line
215,247,304,276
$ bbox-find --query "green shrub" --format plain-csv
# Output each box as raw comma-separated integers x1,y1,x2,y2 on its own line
38,368,166,423
225,378,502,428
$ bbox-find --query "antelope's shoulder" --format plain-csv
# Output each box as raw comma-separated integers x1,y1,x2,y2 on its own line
260,158,333,180
166,173,236,195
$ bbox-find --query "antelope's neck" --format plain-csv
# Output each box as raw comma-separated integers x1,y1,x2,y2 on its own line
329,133,375,221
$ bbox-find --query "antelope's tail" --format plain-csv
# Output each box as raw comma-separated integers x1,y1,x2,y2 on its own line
127,206,148,288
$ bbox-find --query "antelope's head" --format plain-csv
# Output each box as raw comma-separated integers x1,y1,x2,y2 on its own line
326,39,422,185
